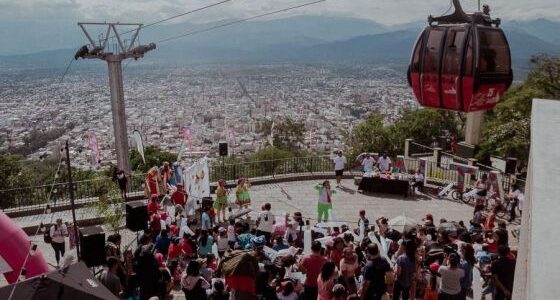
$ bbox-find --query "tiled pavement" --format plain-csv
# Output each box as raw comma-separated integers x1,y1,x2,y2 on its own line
3,179,505,299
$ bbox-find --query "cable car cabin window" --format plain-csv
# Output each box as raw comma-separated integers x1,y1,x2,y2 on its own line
422,28,445,73
443,29,466,75
478,29,510,75
411,33,424,73
463,34,474,77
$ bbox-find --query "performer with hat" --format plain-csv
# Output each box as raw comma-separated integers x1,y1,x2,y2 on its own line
214,179,229,223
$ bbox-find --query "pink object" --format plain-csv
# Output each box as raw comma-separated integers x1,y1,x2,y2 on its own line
0,212,50,283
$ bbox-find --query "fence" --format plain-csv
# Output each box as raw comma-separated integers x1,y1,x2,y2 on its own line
0,156,338,211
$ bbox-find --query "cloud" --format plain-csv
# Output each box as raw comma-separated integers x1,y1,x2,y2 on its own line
0,0,558,25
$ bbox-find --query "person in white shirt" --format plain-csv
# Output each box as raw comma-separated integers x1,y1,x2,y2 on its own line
361,153,375,173
333,151,347,187
377,153,392,173
50,218,68,266
411,169,425,193
257,203,274,244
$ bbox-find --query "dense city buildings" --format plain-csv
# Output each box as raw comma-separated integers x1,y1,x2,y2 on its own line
0,64,416,168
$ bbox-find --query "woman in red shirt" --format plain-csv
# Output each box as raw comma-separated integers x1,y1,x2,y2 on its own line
328,237,345,266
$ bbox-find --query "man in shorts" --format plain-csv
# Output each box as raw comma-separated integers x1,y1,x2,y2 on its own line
333,151,347,187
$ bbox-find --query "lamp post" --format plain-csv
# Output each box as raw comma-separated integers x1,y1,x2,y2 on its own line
65,140,80,260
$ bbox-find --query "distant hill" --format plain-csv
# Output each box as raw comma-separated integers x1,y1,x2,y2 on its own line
1,15,558,70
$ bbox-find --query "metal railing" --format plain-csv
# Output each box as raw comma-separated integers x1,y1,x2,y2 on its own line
1,156,338,211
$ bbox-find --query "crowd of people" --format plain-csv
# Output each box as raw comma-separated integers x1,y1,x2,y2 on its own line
86,160,521,300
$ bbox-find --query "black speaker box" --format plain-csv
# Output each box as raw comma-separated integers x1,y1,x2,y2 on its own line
505,157,517,174
79,226,106,267
219,142,228,157
456,142,476,160
126,200,148,232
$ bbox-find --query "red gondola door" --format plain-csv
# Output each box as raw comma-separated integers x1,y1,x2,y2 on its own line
420,27,446,107
441,27,467,110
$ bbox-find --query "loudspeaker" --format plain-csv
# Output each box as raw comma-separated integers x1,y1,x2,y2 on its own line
456,142,476,160
219,142,228,157
201,197,214,210
126,201,148,232
79,226,106,267
505,157,517,174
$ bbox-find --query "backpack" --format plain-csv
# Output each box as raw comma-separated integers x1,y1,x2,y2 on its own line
44,224,57,244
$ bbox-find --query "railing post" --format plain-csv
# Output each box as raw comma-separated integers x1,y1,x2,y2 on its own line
433,147,442,167
405,138,413,159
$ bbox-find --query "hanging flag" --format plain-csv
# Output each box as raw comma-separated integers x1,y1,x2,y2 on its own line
181,128,192,154
87,132,100,168
132,130,145,163
267,121,275,146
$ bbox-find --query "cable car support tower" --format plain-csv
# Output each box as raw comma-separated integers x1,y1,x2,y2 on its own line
75,23,156,172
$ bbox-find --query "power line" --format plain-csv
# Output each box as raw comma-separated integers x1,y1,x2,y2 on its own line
157,0,327,44
61,0,233,82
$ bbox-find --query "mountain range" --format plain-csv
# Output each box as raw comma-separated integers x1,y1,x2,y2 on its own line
1,15,558,72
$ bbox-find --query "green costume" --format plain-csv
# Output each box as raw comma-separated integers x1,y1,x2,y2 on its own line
214,186,229,210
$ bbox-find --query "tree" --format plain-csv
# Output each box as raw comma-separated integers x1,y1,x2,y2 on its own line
130,145,177,173
257,118,306,154
347,114,395,158
478,55,560,162
391,108,463,150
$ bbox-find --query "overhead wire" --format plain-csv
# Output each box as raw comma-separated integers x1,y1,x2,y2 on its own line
157,0,327,44
60,0,234,82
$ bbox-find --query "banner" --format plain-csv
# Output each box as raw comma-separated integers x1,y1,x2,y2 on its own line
185,157,210,202
87,132,100,168
393,155,407,174
132,130,145,163
268,121,275,146
450,162,478,191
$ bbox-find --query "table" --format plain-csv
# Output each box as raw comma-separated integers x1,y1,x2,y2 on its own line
358,176,409,197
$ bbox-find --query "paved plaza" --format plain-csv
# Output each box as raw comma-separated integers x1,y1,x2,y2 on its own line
4,179,482,298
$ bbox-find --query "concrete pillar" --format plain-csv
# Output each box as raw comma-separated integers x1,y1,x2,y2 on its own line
465,111,485,145
404,139,413,159
107,55,131,173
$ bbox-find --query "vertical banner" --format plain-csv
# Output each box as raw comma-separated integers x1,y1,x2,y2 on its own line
186,157,211,202
450,163,478,191
87,132,100,168
488,171,505,201
268,121,275,146
181,128,192,157
132,130,145,164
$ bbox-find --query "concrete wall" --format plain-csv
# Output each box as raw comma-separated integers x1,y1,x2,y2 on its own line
513,99,560,299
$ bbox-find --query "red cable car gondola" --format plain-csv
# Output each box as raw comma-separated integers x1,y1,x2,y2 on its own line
407,0,513,112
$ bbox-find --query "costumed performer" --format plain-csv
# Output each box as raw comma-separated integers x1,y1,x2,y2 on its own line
316,180,336,223
214,179,229,223
145,166,160,197
235,178,251,210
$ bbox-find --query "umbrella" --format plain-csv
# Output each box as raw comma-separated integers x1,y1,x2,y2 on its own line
437,222,466,236
388,215,417,233
218,250,259,295
0,262,119,300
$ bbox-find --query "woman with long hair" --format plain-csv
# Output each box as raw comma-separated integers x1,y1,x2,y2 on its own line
339,247,359,295
317,262,338,300
393,239,418,300
197,230,214,257
181,260,210,300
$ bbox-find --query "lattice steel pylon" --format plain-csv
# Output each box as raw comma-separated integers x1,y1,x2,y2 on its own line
75,23,156,172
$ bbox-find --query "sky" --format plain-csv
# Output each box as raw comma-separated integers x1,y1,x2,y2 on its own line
1,0,559,26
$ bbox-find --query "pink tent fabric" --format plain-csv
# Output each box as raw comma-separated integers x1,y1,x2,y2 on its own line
0,212,49,283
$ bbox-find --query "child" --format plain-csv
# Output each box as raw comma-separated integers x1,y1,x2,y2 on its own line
284,221,298,245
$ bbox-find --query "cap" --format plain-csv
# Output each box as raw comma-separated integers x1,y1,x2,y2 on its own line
218,227,226,233
429,262,440,273
424,213,433,221
359,209,366,216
